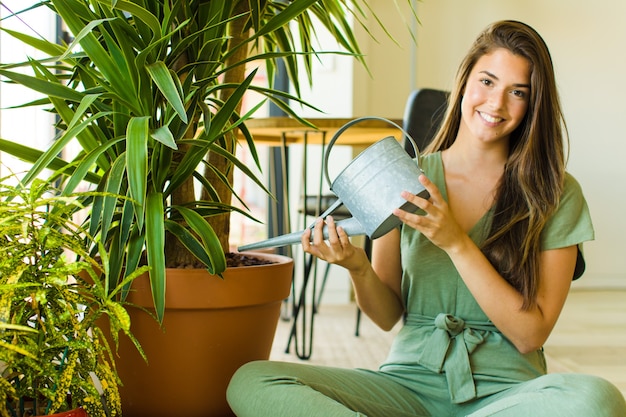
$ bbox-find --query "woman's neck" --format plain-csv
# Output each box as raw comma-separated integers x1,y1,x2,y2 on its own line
442,138,508,176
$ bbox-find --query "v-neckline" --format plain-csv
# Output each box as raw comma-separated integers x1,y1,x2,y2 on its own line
433,152,494,237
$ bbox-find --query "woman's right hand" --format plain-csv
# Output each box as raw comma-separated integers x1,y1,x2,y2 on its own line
301,215,369,274
394,174,466,254
303,215,405,330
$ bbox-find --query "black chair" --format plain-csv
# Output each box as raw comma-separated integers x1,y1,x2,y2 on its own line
402,88,449,157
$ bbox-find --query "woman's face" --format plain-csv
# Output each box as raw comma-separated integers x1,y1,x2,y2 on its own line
459,48,531,146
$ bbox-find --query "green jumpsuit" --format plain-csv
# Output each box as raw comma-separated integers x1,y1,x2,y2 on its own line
227,152,626,416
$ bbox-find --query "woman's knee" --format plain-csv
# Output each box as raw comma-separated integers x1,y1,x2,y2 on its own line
542,373,626,416
469,374,626,417
227,360,269,411
569,374,626,416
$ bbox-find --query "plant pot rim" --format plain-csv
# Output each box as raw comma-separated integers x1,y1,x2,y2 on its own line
125,251,293,310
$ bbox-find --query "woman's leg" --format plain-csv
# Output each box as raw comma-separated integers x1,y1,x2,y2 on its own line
227,360,431,417
465,373,626,417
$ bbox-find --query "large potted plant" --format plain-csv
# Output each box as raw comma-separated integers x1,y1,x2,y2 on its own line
0,177,145,417
0,1,418,415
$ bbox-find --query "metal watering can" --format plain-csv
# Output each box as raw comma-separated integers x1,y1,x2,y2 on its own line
238,116,429,252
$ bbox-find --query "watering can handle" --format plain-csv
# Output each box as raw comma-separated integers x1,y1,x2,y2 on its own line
323,116,422,187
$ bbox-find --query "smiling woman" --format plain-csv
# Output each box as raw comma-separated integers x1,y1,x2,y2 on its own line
227,20,626,417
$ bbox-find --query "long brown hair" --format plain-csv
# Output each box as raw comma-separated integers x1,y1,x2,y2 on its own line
425,20,568,309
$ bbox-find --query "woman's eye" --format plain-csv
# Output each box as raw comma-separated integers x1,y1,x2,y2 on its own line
512,89,527,98
480,78,492,86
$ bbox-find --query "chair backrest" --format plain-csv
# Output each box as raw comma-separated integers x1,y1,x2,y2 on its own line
402,88,449,157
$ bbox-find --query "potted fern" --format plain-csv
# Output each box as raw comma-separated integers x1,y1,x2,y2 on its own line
0,1,418,415
0,177,145,417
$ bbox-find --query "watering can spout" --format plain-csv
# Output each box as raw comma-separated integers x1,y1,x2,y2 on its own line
237,217,365,252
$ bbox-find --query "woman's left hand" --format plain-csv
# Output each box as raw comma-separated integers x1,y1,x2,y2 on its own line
393,174,466,253
302,215,368,272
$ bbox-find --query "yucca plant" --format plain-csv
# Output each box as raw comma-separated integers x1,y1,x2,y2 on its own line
0,0,417,322
0,176,146,417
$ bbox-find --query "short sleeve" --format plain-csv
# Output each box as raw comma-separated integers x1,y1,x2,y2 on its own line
541,173,594,280
541,173,594,251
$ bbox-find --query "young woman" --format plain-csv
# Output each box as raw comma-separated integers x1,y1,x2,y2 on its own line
227,20,626,416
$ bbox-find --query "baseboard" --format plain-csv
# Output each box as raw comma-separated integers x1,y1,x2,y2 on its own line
571,273,626,290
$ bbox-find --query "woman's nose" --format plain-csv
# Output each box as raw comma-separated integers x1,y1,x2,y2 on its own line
488,89,506,109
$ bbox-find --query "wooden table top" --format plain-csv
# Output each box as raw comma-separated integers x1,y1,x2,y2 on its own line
239,117,405,146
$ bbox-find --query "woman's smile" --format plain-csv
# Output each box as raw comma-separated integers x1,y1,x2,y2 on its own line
478,111,504,125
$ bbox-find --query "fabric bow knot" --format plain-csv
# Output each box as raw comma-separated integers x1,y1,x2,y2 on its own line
407,313,495,403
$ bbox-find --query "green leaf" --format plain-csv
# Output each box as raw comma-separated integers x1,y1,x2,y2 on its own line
0,340,37,359
151,126,178,150
145,192,166,323
52,0,138,107
0,68,85,103
126,116,149,230
62,134,123,195
107,301,131,332
0,139,101,184
176,207,226,273
100,154,128,245
207,69,258,139
146,61,188,123
163,220,213,269
58,18,116,61
250,0,318,40
208,142,270,196
0,27,65,57
102,0,163,39
17,112,110,189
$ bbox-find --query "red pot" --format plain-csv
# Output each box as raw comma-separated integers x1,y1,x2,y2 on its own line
37,408,89,417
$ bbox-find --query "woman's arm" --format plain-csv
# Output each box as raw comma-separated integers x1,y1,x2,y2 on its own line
444,234,575,353
395,175,577,353
302,216,405,331
358,228,405,330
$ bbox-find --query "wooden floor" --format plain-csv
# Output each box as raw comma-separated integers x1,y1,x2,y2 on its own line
270,289,626,398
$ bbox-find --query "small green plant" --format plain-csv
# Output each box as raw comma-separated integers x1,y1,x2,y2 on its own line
0,176,145,417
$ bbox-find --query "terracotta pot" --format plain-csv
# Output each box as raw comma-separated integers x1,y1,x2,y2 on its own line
114,252,293,417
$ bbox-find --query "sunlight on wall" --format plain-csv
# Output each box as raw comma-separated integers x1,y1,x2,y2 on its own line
0,1,56,181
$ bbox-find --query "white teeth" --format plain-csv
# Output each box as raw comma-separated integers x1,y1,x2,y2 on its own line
480,112,503,123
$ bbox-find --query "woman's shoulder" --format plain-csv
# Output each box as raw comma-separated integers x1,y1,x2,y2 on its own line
564,171,583,192
561,172,587,207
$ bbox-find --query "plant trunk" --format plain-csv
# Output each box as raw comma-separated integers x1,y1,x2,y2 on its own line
164,19,202,268
165,141,198,268
203,1,252,254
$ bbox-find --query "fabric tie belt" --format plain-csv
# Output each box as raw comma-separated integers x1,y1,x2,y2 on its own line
405,313,497,403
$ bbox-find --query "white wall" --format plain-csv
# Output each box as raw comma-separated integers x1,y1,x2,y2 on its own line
0,1,57,180
0,0,56,177
295,26,354,119
352,0,626,288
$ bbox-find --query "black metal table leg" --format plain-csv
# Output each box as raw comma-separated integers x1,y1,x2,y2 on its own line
283,131,327,360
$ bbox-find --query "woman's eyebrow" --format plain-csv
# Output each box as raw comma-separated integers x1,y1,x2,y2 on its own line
480,70,531,89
